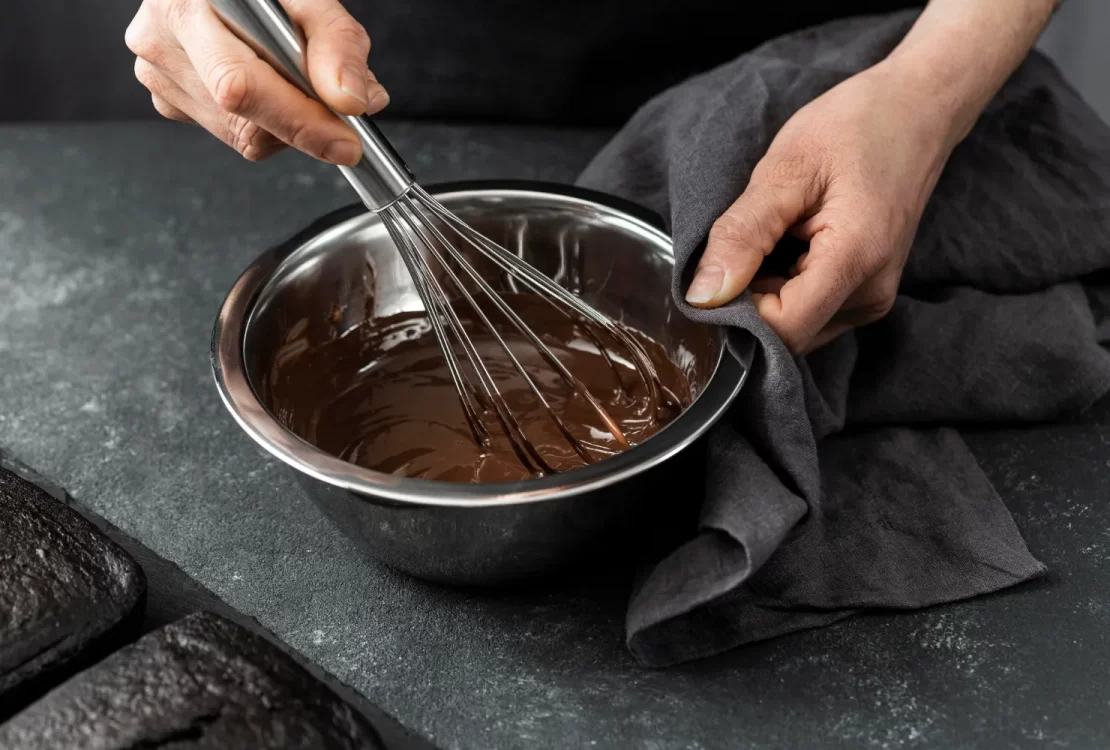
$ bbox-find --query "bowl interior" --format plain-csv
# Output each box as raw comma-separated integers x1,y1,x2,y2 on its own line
214,185,746,503
243,190,723,426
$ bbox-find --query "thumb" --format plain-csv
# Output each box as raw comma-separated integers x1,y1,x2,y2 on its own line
283,0,390,116
685,171,810,309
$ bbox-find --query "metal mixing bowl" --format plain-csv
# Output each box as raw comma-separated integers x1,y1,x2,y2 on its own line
212,181,753,585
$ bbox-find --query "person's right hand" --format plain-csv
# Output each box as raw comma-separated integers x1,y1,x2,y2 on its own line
125,0,389,166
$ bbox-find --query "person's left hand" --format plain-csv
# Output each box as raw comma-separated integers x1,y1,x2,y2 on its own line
684,61,959,354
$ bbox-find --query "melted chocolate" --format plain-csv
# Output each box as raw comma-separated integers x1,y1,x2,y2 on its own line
264,294,691,483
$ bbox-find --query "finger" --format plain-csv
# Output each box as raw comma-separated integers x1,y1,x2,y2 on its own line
281,0,389,115
686,167,812,309
128,1,284,159
135,57,195,122
152,93,195,123
806,319,857,354
172,3,363,165
127,3,200,123
755,228,872,353
785,267,899,354
124,0,161,64
135,58,286,160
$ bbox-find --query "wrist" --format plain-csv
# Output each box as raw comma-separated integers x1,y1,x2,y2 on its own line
879,0,1060,150
874,51,981,154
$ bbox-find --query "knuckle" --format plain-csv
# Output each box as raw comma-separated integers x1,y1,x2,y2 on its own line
151,94,184,122
227,115,267,161
124,20,159,61
871,294,897,320
240,145,269,162
859,280,899,323
228,114,253,156
874,272,901,305
133,58,158,89
123,21,145,57
855,299,894,326
209,58,253,113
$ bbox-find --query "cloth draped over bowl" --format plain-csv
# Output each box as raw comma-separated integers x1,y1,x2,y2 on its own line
577,10,1110,667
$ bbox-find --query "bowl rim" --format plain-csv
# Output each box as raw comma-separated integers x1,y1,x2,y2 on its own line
211,180,753,507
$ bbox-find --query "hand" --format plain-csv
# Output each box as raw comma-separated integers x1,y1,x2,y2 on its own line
684,62,956,354
125,0,388,166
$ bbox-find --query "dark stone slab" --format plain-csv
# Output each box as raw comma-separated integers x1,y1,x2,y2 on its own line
0,612,385,749
2,122,1109,748
0,466,145,718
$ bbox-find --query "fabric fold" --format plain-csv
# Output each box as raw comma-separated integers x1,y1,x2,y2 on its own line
578,11,1110,666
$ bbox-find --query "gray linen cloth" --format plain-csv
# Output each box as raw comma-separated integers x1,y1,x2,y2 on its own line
577,11,1110,667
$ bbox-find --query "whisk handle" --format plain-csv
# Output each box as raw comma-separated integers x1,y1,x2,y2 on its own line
208,0,414,210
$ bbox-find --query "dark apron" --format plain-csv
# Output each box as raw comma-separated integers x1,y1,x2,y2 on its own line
346,1,923,125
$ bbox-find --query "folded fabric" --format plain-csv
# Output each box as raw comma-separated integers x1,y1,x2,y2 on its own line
578,10,1110,667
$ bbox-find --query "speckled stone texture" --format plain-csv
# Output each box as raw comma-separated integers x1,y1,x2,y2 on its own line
0,612,385,749
2,123,1109,749
0,466,145,715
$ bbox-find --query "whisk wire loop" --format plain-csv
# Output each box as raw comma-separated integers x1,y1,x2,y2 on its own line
383,203,553,475
396,196,631,455
379,189,669,475
411,186,664,416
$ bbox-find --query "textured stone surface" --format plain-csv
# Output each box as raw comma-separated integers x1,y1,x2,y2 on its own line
0,612,385,749
0,465,145,715
1,123,1109,748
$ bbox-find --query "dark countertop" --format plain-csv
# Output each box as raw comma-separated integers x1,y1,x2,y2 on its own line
2,122,1108,750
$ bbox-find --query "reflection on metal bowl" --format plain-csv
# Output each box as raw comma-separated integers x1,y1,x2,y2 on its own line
212,181,753,585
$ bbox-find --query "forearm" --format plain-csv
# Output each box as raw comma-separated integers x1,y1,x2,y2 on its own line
882,0,1061,148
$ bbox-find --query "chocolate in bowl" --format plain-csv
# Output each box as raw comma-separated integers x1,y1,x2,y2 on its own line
213,182,753,584
262,292,692,483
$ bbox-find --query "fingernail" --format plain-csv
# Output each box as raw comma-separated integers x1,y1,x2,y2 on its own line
340,65,369,107
322,139,361,166
685,264,724,305
366,84,390,114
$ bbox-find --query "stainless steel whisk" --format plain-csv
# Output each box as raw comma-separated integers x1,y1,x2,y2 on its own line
211,0,662,474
